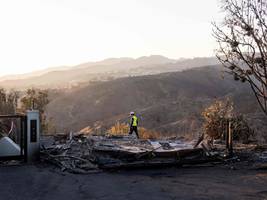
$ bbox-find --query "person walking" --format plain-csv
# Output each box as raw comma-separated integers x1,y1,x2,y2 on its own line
129,111,139,138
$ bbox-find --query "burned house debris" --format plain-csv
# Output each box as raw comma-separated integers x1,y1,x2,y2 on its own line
41,135,208,173
1,111,267,174
40,131,267,174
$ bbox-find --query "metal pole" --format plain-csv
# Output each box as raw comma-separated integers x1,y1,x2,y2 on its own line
20,117,23,158
226,119,229,149
228,119,233,157
23,116,28,162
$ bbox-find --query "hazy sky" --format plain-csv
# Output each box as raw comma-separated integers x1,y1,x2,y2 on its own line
0,0,222,76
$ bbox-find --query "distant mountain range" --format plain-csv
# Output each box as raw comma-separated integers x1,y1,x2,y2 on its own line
0,55,219,90
46,65,267,140
0,66,71,82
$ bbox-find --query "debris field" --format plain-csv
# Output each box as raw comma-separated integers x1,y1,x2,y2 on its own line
40,134,267,174
41,135,215,173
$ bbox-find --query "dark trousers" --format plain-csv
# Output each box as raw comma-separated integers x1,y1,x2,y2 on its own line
129,126,139,138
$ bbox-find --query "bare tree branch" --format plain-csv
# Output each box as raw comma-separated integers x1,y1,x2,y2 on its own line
213,0,267,115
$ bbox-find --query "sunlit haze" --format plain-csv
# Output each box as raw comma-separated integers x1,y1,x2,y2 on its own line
0,0,221,76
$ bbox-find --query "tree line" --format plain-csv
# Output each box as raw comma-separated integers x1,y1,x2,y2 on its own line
0,88,52,133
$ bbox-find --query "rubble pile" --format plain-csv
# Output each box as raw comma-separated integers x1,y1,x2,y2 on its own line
250,145,267,169
41,134,212,173
41,136,99,174
40,134,267,173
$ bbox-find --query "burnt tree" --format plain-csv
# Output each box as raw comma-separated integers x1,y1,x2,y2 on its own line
213,0,267,115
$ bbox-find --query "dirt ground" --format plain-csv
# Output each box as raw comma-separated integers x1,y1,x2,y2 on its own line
0,164,267,200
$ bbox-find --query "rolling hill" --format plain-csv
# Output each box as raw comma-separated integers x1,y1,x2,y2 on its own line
0,56,219,90
46,65,267,140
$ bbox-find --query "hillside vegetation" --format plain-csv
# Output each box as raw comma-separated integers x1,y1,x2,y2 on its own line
46,65,267,140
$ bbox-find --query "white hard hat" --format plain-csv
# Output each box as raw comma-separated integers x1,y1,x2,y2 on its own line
130,111,135,115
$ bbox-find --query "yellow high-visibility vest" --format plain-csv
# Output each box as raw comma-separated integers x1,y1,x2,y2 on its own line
132,116,138,126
